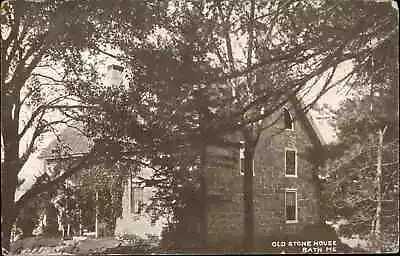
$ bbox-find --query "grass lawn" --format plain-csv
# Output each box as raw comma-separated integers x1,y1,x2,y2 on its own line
9,236,158,255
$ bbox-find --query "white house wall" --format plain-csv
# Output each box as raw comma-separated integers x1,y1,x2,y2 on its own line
114,168,165,238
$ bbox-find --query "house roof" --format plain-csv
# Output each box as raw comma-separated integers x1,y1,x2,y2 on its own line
38,127,92,159
290,96,326,146
288,96,329,164
37,98,329,160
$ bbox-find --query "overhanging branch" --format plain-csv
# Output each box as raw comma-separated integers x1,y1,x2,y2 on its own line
15,147,97,211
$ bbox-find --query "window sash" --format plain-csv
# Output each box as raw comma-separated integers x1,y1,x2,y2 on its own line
283,109,294,130
131,187,144,214
285,149,296,176
285,190,297,222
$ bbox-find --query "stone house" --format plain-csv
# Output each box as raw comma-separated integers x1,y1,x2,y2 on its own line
34,99,325,244
205,99,325,246
32,63,326,243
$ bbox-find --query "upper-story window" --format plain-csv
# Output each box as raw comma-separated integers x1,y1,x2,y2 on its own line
285,148,297,177
283,108,294,130
239,141,255,176
285,189,298,223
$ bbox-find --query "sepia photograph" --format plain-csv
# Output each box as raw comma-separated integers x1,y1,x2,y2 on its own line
1,0,399,255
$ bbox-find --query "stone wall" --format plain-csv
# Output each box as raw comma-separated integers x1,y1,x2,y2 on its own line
205,104,320,246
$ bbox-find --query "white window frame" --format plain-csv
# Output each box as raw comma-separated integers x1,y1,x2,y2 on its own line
130,180,144,215
284,148,297,177
239,141,255,176
285,188,298,223
283,108,294,131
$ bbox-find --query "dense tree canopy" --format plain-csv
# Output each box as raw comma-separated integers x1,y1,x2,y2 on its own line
1,0,398,252
1,0,168,250
320,44,398,252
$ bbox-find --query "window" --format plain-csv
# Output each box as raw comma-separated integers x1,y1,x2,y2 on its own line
108,64,124,72
258,107,265,125
47,162,57,176
240,141,245,175
285,149,297,177
283,108,294,130
285,189,297,223
130,186,144,215
239,141,255,176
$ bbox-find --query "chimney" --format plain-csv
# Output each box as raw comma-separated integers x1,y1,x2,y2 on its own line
105,64,124,87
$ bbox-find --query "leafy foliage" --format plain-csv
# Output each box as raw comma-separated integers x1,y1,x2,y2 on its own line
321,83,399,251
1,0,167,250
1,0,398,252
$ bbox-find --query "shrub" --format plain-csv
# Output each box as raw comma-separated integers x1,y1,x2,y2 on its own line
160,223,202,252
299,223,338,241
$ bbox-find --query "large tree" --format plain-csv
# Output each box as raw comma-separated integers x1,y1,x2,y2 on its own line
320,24,398,252
322,94,399,252
76,0,398,251
1,0,397,253
1,0,165,251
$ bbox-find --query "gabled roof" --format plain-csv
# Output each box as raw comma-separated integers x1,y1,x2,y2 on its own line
37,97,327,160
290,96,326,148
38,127,92,159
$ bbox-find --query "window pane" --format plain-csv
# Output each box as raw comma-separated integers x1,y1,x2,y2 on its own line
239,141,245,175
131,187,143,214
286,191,295,205
286,191,297,221
284,110,293,129
286,205,296,221
134,200,142,214
286,150,296,175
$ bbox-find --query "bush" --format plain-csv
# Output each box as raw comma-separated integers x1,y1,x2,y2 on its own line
10,236,62,254
160,223,202,251
299,223,338,240
299,223,352,253
112,233,160,254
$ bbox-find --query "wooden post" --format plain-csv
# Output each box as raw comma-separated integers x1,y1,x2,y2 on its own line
79,208,83,236
65,180,70,238
95,190,99,238
67,224,71,237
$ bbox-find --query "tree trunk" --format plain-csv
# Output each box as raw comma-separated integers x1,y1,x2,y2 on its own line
1,91,23,251
95,190,99,238
243,130,254,252
1,145,20,251
243,0,255,250
374,126,387,252
199,142,208,248
196,85,209,249
1,172,18,251
1,207,17,252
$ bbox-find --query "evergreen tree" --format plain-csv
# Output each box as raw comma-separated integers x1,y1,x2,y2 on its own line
321,71,398,252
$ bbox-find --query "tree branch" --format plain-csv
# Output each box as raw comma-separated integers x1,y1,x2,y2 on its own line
17,95,71,139
19,111,46,167
216,1,236,72
15,148,97,211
